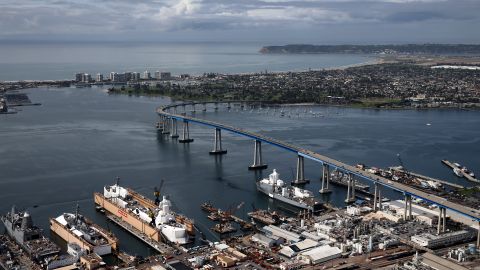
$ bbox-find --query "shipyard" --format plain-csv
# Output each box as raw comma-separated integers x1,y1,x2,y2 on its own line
2,0,480,268
1,99,479,270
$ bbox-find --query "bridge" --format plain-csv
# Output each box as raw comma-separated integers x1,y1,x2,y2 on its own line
157,101,480,247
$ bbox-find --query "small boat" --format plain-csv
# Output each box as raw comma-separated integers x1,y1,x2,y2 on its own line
453,168,463,177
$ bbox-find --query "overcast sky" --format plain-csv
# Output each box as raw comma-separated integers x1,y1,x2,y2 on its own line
1,0,479,44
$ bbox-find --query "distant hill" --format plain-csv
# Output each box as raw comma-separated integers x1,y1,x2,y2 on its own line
259,44,480,55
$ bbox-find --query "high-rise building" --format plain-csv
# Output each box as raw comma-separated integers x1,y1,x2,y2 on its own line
75,73,83,82
96,73,104,82
132,72,141,81
124,72,133,82
81,73,91,83
143,70,151,80
109,72,117,81
155,71,161,80
160,72,171,80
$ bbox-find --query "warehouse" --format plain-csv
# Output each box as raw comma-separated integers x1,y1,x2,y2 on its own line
299,245,342,265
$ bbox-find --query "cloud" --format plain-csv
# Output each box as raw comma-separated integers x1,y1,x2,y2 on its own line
0,0,478,42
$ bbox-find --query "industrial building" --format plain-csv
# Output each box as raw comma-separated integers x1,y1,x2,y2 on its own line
411,230,473,248
299,245,342,265
262,225,302,244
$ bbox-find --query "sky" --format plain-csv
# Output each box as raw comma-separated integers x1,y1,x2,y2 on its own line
1,0,479,44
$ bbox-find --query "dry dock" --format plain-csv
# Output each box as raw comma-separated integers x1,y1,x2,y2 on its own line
442,160,480,184
106,214,174,255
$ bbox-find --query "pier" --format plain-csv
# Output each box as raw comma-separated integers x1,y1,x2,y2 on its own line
389,166,465,189
442,160,480,184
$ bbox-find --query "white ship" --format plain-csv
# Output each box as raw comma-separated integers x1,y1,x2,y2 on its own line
257,169,322,212
102,183,190,245
51,208,118,256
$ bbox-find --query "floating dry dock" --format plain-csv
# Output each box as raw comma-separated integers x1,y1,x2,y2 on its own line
95,181,195,253
105,214,173,254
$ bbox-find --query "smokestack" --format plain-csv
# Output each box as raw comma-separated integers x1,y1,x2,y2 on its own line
21,212,33,230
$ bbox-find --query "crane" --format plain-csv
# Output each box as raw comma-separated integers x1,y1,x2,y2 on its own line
154,179,165,205
397,153,411,180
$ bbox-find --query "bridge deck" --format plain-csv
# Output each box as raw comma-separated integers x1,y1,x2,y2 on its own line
157,102,480,222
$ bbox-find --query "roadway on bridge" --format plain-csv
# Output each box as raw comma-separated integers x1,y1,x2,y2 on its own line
157,102,480,222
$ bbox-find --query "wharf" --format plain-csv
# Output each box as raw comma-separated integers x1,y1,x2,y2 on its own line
0,235,43,270
441,160,480,184
106,214,174,255
389,167,464,189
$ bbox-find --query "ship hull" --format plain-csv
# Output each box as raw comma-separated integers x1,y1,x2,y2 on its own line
94,192,162,243
257,183,321,212
50,218,114,256
1,217,59,261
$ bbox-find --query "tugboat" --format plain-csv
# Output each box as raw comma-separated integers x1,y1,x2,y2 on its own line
248,209,284,225
211,222,237,234
256,169,323,212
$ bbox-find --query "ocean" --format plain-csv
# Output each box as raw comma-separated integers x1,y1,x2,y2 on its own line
0,41,372,81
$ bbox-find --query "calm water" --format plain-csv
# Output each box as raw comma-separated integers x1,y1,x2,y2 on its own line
0,42,372,81
1,87,479,256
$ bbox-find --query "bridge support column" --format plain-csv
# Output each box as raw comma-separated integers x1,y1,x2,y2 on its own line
209,128,227,155
179,120,194,143
191,104,196,113
477,221,480,248
170,118,179,138
156,116,164,131
345,173,356,203
202,103,207,112
403,194,408,221
437,207,443,235
377,186,382,210
442,208,446,233
319,163,331,194
248,140,267,170
408,196,412,220
214,102,219,111
162,117,170,134
293,156,309,185
351,173,355,200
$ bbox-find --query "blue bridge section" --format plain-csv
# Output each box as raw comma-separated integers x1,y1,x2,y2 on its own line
158,102,480,222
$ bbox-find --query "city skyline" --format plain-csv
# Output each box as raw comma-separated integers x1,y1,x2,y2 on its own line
1,0,480,44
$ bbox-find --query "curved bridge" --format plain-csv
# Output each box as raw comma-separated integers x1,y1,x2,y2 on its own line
157,101,480,228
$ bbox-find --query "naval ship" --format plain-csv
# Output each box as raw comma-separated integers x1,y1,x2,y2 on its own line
94,179,195,245
1,206,60,262
257,169,322,212
1,206,79,269
50,205,118,256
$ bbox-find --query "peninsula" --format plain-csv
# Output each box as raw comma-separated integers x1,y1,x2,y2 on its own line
259,44,480,55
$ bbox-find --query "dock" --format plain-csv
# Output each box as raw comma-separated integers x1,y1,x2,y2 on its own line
389,167,465,189
106,214,174,255
441,160,480,184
